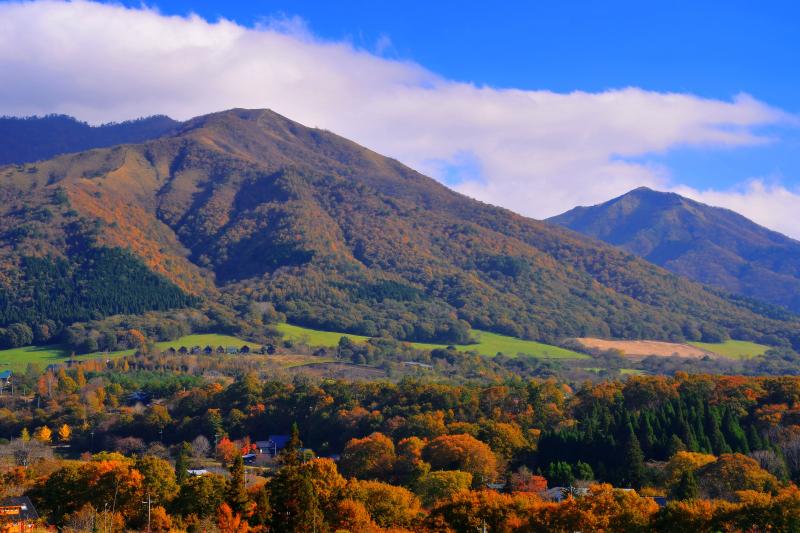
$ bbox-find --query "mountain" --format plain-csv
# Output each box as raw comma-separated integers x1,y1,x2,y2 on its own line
549,187,800,314
0,114,181,165
2,109,799,348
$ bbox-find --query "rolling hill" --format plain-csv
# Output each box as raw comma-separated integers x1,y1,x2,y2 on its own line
550,187,800,314
1,109,799,348
0,114,180,165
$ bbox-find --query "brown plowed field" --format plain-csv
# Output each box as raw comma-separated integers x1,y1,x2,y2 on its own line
575,338,716,359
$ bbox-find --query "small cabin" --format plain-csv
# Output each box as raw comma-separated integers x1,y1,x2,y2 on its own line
203,345,214,355
178,346,189,355
240,345,250,354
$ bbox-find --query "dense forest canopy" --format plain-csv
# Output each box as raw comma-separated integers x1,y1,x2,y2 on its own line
6,361,800,531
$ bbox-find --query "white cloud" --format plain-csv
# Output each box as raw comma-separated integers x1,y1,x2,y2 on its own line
675,181,800,239
1,1,798,235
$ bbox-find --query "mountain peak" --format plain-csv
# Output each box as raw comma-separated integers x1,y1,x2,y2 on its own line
550,188,800,312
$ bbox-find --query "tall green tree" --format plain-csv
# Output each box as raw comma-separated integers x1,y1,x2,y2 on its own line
269,465,323,533
175,442,191,486
622,425,646,489
281,422,303,466
226,454,250,514
670,469,699,500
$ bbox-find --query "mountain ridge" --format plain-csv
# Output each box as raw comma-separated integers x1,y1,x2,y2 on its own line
549,187,800,313
2,109,800,348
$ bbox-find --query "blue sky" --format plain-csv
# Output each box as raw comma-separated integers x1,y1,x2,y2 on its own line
1,0,798,235
119,1,799,108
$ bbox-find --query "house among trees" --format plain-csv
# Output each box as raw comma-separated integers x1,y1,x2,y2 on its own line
0,496,39,531
166,347,176,355
216,346,225,354
127,390,152,406
0,370,11,385
240,345,250,354
256,435,290,457
190,346,201,355
178,346,188,355
203,345,213,355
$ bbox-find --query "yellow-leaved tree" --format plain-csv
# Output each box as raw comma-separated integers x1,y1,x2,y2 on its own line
35,425,52,443
58,423,72,443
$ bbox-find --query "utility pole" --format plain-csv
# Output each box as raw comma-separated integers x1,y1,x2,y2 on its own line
142,493,156,533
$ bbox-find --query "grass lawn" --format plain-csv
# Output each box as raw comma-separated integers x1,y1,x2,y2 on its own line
0,334,261,372
620,368,647,375
276,323,371,347
276,323,588,359
583,367,646,375
688,340,770,360
0,344,71,371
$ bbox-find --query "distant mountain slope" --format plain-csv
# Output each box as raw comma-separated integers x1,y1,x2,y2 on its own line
2,109,800,347
0,114,180,165
549,187,800,313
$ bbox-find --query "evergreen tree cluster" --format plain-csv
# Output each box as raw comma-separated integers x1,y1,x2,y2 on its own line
0,247,197,347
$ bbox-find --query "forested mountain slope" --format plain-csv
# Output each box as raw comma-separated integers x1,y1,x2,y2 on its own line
550,187,800,313
2,109,799,347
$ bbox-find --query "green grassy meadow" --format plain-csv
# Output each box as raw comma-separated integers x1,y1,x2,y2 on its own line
276,323,588,359
0,344,72,371
688,339,770,360
0,334,261,372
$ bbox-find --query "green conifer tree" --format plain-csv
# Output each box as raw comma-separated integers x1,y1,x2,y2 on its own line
175,441,191,486
226,454,250,514
623,425,646,489
670,469,699,500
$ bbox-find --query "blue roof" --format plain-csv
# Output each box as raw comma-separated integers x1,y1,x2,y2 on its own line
267,435,291,449
0,370,12,379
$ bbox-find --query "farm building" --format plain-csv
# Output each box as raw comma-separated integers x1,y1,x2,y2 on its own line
256,435,290,456
0,496,39,532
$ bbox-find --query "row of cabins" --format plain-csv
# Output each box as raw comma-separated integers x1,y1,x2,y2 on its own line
163,344,276,356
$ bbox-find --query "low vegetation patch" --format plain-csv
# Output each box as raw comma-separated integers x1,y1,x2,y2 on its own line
276,323,587,359
688,339,769,360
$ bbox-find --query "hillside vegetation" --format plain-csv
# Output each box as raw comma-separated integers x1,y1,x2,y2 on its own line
1,109,800,349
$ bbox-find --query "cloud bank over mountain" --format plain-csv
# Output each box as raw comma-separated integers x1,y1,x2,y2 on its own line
1,0,797,235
